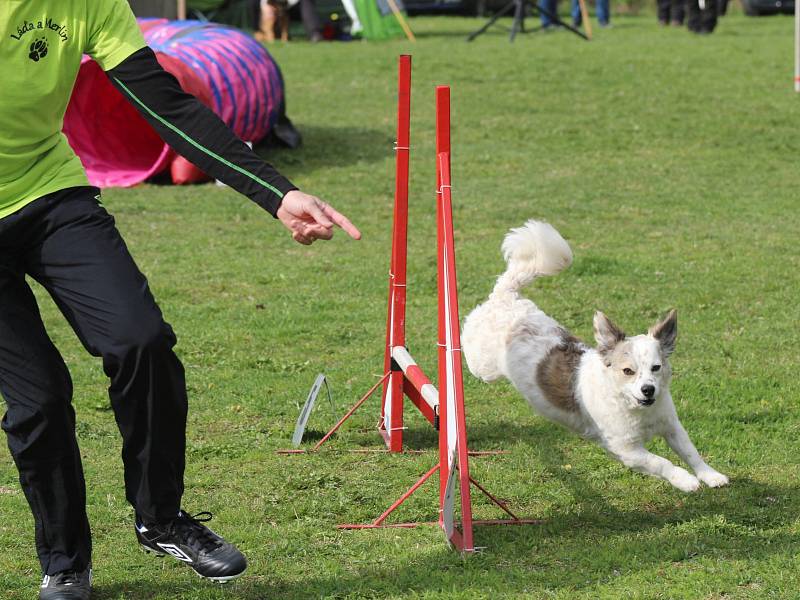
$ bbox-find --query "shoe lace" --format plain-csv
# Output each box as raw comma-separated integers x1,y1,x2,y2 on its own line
51,571,81,586
171,511,222,554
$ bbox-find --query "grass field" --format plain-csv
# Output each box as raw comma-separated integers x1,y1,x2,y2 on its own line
3,10,800,600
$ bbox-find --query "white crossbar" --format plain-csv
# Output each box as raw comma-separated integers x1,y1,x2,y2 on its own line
391,346,439,413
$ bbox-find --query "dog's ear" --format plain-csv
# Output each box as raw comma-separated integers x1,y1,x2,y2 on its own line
648,309,678,356
593,311,625,360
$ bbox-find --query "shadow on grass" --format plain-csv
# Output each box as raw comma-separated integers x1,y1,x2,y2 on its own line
256,124,392,176
88,429,800,599
467,474,800,587
191,420,800,598
334,421,799,554
297,428,327,443
413,28,499,39
91,479,800,600
466,420,800,576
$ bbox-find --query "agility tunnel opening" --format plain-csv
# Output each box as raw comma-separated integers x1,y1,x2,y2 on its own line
64,57,176,188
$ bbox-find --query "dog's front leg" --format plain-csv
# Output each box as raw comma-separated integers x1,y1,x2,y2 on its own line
664,421,729,488
609,446,701,492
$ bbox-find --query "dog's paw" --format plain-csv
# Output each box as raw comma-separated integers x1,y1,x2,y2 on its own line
669,468,701,493
698,470,729,488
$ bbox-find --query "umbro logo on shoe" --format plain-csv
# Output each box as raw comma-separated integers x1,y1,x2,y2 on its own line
157,543,194,563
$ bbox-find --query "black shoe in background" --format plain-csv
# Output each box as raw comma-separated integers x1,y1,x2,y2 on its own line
135,510,247,583
39,567,92,600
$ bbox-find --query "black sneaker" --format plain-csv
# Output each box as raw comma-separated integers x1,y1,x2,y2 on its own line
39,567,92,600
135,510,247,583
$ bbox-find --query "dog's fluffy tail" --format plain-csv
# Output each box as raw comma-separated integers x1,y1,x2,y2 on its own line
491,220,573,299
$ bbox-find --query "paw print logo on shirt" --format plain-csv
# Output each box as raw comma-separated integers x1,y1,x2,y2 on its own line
29,37,48,62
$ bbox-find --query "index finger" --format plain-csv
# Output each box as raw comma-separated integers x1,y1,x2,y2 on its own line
322,204,362,240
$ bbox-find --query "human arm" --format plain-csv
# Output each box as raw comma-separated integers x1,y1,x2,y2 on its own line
105,47,360,242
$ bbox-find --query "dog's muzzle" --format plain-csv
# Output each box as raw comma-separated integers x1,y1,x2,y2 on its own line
638,384,656,406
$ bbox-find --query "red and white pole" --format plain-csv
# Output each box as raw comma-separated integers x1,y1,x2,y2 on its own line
434,87,475,552
795,0,800,91
438,150,475,552
381,55,412,452
436,85,451,515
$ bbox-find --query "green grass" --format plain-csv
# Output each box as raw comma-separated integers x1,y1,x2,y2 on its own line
3,11,800,599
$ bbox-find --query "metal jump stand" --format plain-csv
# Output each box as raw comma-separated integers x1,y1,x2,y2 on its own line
467,0,588,42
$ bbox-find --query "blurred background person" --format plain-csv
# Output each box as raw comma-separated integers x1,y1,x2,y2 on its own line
657,0,685,26
256,0,290,42
538,0,560,30
572,0,610,28
256,0,322,42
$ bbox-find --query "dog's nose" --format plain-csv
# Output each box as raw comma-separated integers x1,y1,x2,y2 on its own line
641,384,655,398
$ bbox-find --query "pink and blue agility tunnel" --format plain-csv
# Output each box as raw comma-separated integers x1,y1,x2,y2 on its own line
63,20,286,188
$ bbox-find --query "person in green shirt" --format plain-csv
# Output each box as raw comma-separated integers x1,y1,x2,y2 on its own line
1,2,360,598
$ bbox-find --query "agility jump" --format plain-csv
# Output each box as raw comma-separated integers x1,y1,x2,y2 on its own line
285,56,538,551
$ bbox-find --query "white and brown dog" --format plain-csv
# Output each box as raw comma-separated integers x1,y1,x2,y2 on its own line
461,220,728,492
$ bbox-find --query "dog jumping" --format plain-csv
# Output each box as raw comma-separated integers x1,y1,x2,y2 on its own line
461,220,729,492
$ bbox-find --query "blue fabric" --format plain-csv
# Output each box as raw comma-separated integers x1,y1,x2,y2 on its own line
538,0,559,26
571,0,610,25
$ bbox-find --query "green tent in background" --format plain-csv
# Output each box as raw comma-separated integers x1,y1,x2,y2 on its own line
354,0,406,40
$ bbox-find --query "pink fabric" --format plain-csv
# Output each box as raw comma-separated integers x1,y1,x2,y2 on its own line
170,155,211,185
143,21,284,144
63,57,173,188
62,52,211,188
62,21,285,188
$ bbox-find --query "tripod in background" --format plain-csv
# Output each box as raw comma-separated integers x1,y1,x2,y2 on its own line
467,0,589,43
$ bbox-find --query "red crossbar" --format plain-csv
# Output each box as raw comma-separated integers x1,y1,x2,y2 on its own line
338,519,542,530
403,382,436,426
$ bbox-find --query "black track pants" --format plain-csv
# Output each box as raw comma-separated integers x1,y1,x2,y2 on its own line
0,187,188,575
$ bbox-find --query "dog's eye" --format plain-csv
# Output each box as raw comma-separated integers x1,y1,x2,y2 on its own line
651,365,661,372
622,368,635,376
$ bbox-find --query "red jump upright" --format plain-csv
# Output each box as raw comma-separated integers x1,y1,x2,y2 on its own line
379,55,443,452
381,54,414,452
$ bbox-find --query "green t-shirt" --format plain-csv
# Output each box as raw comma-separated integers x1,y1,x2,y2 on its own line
0,0,146,220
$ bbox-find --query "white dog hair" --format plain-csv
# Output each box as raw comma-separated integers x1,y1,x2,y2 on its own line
461,220,728,492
